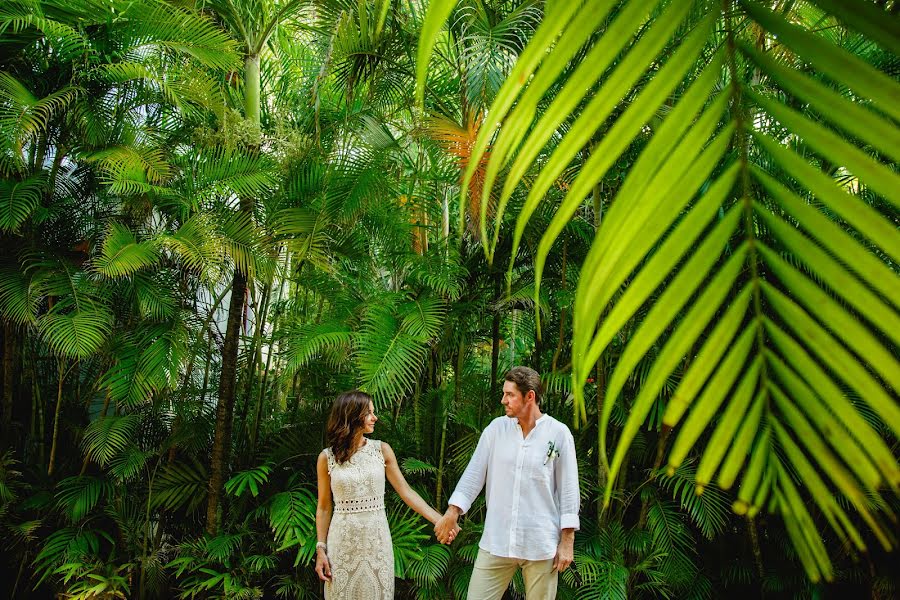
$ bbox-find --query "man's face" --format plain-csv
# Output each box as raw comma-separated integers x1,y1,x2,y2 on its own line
501,380,532,418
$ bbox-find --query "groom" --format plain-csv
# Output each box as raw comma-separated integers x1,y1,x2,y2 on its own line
435,366,579,599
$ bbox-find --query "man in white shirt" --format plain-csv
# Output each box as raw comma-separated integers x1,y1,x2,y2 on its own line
434,366,579,599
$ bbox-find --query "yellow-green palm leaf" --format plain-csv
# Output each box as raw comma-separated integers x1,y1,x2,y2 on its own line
419,0,900,581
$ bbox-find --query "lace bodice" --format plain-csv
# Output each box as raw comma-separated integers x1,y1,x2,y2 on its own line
325,439,386,513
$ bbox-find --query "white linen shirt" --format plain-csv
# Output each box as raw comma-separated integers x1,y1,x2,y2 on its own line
447,414,580,561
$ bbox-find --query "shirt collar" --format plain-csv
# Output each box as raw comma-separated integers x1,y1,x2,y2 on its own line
509,414,550,428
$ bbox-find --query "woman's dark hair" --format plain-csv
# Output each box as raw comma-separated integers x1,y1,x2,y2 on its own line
504,366,543,406
326,390,372,464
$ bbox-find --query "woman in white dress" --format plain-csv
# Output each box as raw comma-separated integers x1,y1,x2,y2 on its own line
314,390,458,599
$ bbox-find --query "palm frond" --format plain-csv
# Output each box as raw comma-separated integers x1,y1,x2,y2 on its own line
401,457,436,475
225,463,272,498
0,265,39,324
0,71,81,148
268,487,317,566
280,320,354,376
92,222,160,279
150,459,208,513
419,0,900,580
81,414,140,467
356,300,430,405
0,174,45,232
115,0,240,72
388,506,429,578
658,463,730,540
55,476,112,522
38,303,112,359
406,543,451,586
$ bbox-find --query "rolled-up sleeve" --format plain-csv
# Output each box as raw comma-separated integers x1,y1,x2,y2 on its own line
447,424,493,514
555,428,580,530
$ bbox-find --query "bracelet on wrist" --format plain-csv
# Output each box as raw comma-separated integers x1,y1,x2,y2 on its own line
316,541,327,552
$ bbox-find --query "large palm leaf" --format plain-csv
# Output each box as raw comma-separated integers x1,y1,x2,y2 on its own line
419,0,899,581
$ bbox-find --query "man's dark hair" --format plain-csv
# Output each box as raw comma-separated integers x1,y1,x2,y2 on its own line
504,366,543,406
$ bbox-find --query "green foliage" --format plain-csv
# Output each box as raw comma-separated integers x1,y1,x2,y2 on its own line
81,414,141,467
53,560,131,600
225,463,272,498
388,506,430,579
0,267,38,324
268,488,317,565
0,451,22,508
281,320,354,374
356,298,437,404
93,223,160,279
0,174,44,231
55,476,113,522
401,457,436,475
33,527,114,587
0,72,81,149
419,0,900,582
406,543,451,586
658,463,730,540
1,0,896,597
151,459,208,513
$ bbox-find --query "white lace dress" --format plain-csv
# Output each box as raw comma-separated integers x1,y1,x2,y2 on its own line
324,439,394,599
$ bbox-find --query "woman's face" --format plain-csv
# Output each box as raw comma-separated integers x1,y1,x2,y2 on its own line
362,401,377,434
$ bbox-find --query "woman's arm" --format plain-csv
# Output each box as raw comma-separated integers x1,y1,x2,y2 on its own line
315,451,333,582
382,442,443,525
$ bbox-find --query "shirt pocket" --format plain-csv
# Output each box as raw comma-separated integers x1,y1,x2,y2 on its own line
532,449,555,484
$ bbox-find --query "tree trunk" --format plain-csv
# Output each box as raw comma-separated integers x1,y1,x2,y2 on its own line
205,274,247,534
488,308,500,423
2,322,15,442
437,342,464,506
236,279,270,451
205,49,261,534
243,54,261,125
251,249,288,454
596,357,607,523
551,240,568,373
47,358,66,476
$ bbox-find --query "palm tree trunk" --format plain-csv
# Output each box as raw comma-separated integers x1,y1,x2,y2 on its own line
205,45,262,534
551,240,568,373
487,277,501,425
47,357,66,476
437,342,464,506
596,358,607,524
2,322,15,442
205,274,247,534
34,351,45,465
244,54,261,125
251,246,290,449
236,280,270,448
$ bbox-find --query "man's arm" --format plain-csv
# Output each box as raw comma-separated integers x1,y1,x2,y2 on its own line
434,423,494,543
553,528,575,572
555,429,580,531
553,429,579,571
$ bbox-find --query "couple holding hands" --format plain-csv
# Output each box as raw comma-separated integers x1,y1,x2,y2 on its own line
315,366,580,599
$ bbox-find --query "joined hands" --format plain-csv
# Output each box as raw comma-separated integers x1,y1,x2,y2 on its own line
434,507,462,544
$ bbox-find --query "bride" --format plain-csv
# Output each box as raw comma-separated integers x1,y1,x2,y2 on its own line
315,390,459,598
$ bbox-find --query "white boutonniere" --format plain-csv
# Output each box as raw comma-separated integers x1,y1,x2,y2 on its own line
544,440,560,465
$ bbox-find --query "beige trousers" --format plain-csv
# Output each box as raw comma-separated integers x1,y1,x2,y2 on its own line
466,548,558,600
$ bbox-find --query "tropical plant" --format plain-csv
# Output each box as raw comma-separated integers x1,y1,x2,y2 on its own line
419,0,900,583
1,0,897,597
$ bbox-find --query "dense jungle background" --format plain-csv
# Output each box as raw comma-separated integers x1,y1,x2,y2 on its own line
1,0,898,597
